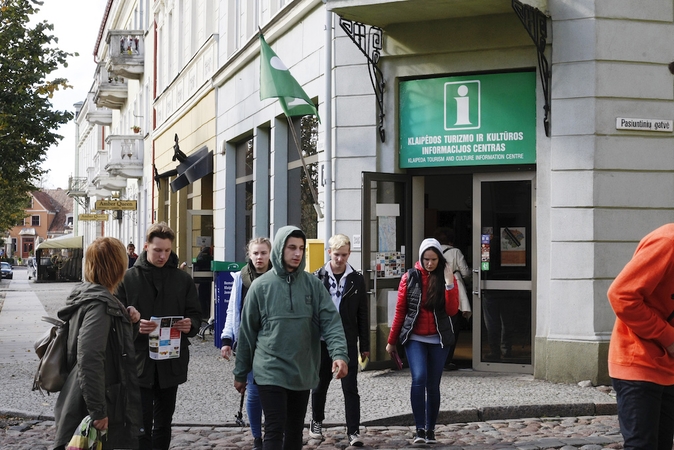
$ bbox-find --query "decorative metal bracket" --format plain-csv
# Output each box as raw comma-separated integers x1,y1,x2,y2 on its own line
339,18,386,142
512,0,551,137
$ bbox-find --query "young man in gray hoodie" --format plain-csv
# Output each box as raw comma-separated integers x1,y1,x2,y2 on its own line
233,226,349,450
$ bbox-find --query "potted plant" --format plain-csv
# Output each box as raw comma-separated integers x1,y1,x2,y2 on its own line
131,125,141,134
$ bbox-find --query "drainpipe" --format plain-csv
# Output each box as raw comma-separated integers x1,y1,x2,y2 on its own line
324,5,333,246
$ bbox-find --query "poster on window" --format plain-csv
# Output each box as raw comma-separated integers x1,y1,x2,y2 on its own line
374,251,405,278
500,227,526,267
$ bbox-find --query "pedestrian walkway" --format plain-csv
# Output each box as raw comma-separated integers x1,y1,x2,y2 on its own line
0,275,51,363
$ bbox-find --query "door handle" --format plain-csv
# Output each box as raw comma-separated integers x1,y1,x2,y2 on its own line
472,268,480,298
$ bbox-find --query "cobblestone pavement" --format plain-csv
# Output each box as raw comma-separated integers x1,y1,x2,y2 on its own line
0,414,624,449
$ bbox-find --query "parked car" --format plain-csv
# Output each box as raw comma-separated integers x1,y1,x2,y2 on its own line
1,262,13,279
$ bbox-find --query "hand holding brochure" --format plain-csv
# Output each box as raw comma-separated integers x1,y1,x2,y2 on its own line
148,316,183,360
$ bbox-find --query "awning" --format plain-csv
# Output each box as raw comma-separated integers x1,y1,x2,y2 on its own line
36,235,83,250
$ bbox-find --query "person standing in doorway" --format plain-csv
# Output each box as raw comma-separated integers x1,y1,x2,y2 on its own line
607,223,674,450
309,234,369,447
116,222,202,450
127,243,138,269
386,238,459,445
433,227,471,370
233,226,349,450
221,237,273,450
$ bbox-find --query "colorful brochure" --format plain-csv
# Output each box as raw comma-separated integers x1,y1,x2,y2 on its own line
148,316,183,360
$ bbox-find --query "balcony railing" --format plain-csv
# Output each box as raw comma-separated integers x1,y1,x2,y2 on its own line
105,134,144,179
93,62,128,109
92,150,128,191
85,93,112,126
106,30,145,80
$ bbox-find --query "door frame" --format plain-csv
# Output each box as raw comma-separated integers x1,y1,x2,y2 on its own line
472,171,536,373
361,172,412,365
186,209,214,276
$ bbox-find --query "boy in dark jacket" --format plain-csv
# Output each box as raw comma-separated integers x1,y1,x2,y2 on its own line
309,234,369,447
116,222,201,450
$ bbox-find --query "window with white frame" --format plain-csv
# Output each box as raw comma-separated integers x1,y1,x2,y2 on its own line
287,116,319,239
235,138,254,261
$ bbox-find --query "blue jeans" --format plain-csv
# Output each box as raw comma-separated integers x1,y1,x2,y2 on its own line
613,378,674,450
247,371,262,439
257,384,310,450
404,339,451,431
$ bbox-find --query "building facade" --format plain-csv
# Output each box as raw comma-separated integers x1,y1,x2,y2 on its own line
72,0,674,384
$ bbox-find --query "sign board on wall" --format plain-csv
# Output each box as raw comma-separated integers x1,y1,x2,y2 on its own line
95,200,138,210
399,71,536,168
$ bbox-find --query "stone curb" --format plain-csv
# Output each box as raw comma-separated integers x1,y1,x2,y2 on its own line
1,402,618,428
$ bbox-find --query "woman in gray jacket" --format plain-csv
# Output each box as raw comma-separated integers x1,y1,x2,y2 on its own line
53,237,142,450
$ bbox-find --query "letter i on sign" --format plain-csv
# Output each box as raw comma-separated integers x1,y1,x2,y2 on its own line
444,80,480,131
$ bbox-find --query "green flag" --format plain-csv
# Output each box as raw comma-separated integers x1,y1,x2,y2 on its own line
259,33,320,121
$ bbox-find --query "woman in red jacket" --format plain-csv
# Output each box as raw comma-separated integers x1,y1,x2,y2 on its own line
386,238,459,445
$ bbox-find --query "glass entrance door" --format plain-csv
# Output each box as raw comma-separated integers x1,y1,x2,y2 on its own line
472,172,535,373
362,172,412,365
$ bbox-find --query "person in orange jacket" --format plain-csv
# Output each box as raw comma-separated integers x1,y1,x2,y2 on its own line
607,223,674,450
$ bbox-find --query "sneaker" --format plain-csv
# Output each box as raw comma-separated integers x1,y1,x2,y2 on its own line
413,428,426,444
348,431,363,447
425,429,437,444
309,419,323,439
253,437,263,450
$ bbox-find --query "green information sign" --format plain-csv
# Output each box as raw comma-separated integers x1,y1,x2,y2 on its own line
399,71,536,168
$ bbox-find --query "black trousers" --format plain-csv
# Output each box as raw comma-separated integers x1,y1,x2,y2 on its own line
138,373,178,450
257,384,310,450
311,341,360,434
613,378,674,450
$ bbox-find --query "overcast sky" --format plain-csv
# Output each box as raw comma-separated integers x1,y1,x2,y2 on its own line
34,0,109,189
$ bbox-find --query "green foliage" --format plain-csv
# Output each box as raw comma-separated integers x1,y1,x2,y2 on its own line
0,0,75,233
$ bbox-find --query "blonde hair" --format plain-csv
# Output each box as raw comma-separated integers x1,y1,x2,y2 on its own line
84,237,127,292
246,237,272,257
328,234,350,252
146,221,175,242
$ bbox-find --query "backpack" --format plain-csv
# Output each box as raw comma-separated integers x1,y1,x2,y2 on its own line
33,316,70,394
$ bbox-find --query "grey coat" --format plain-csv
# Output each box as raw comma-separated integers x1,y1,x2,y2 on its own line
53,282,142,450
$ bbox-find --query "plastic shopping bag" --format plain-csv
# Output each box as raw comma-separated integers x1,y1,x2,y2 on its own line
66,415,106,450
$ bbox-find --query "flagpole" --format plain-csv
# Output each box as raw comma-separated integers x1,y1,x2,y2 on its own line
286,116,324,219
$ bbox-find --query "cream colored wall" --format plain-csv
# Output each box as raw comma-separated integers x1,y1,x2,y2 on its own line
153,91,216,261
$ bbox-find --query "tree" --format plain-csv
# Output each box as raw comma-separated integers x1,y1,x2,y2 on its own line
0,0,75,233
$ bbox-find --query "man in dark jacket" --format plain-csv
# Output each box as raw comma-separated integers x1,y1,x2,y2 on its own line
309,234,369,447
116,222,201,450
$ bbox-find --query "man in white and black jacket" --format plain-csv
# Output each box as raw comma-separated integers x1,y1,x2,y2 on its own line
309,234,370,447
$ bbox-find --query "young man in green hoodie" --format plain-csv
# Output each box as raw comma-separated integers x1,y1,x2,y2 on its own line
233,226,349,450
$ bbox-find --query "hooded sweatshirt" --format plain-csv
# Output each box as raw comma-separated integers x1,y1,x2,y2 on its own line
233,225,349,390
608,223,674,385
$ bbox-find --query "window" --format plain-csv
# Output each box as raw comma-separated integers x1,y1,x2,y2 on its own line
31,215,40,226
287,116,319,239
235,138,254,261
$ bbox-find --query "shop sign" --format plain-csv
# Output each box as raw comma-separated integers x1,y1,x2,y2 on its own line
79,214,109,221
94,200,138,210
399,71,536,168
